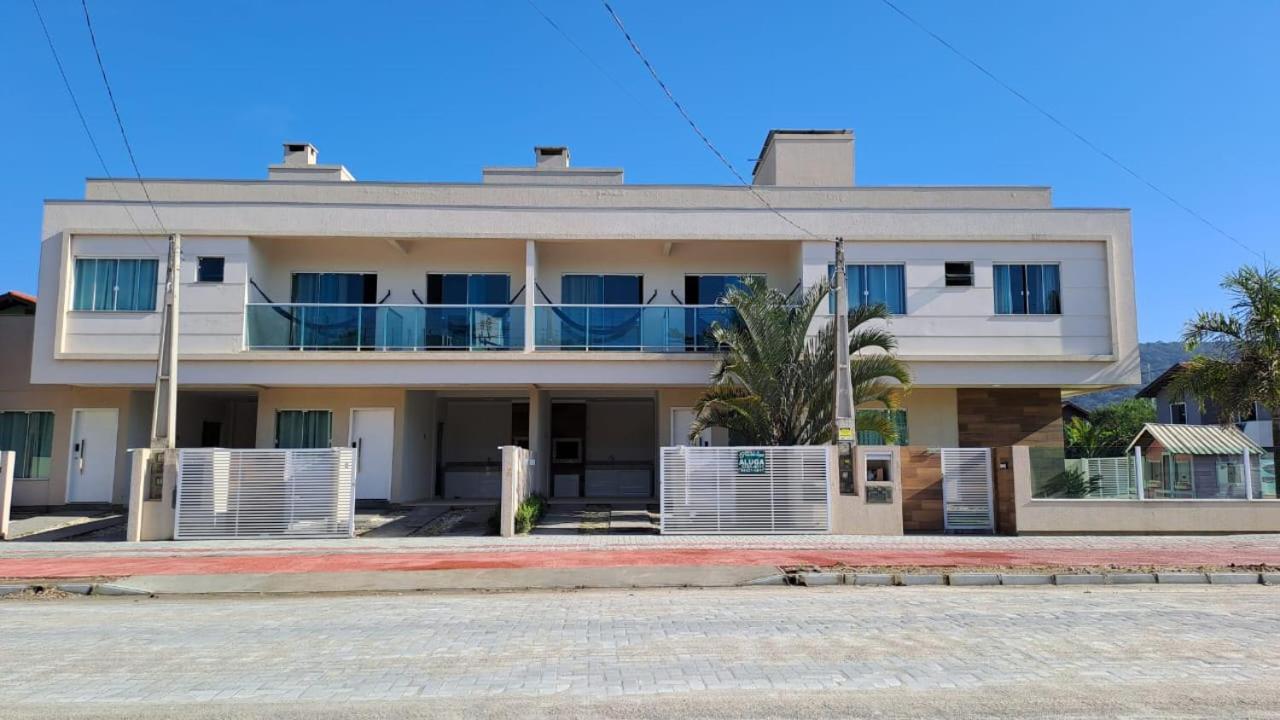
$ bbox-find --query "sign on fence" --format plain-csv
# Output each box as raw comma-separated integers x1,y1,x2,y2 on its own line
737,450,766,475
661,446,829,534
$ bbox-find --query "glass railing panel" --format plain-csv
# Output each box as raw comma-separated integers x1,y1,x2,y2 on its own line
246,304,522,351
533,305,737,351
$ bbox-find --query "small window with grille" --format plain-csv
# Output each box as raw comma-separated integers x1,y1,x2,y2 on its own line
944,261,974,287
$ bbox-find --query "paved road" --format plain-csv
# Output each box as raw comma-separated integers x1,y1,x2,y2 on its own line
3,586,1279,718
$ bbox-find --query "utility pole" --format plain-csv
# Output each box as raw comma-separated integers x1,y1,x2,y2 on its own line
832,236,856,441
147,233,180,497
832,236,858,494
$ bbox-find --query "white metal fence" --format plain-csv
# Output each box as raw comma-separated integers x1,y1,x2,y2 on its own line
174,448,356,540
659,446,830,534
1065,457,1136,498
941,448,994,532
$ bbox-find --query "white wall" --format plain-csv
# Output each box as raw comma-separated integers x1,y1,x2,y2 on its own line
802,239,1116,358
249,236,527,307
534,240,799,303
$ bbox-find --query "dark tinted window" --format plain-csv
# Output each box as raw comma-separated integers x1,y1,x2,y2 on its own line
944,262,973,287
197,257,225,283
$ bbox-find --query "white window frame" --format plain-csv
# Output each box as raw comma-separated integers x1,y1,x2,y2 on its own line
71,255,161,313
992,262,1063,316
826,262,908,316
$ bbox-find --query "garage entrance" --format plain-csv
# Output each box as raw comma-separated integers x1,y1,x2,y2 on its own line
551,398,655,499
436,398,527,500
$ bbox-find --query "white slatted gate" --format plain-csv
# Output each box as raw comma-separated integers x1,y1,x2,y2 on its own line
660,446,829,534
941,448,994,532
174,448,357,540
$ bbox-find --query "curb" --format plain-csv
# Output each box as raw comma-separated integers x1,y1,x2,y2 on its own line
778,571,1274,589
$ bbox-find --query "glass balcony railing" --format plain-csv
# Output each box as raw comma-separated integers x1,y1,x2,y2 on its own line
245,304,524,351
534,304,737,351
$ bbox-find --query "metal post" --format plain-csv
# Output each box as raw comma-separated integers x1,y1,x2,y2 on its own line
832,236,856,444
1133,445,1144,500
1243,448,1254,500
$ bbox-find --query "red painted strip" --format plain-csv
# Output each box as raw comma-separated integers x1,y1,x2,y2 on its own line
2,547,1278,580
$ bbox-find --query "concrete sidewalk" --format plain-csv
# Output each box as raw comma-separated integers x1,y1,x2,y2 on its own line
3,534,1279,594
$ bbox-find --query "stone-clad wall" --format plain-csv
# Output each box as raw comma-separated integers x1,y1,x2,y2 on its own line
957,388,1063,448
900,447,944,532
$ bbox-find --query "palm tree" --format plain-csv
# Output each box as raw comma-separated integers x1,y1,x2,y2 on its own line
1166,264,1280,451
689,276,911,445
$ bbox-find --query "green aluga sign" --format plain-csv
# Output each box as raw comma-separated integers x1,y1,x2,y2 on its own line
737,450,767,475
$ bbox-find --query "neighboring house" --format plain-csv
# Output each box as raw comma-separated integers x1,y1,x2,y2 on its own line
1127,423,1268,500
1061,400,1092,426
1136,362,1274,451
22,129,1140,507
1,291,145,508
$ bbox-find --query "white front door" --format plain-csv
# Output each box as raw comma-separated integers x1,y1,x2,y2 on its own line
67,408,119,503
670,408,728,447
350,408,394,500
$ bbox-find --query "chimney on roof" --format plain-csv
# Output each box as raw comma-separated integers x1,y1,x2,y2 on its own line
269,141,355,181
282,142,318,166
752,130,855,186
534,146,569,170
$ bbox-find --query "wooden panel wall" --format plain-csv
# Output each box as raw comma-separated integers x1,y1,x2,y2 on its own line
900,447,944,532
957,388,1063,449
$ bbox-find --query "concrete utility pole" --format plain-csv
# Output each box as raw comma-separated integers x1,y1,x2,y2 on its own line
150,233,180,452
832,236,856,443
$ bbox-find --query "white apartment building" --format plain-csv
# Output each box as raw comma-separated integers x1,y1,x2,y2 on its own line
12,129,1140,509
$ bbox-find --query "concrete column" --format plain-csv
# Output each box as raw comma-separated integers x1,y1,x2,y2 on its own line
528,387,551,496
125,448,152,542
524,239,537,352
0,450,14,540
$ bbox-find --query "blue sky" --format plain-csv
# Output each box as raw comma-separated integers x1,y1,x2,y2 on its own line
2,0,1276,341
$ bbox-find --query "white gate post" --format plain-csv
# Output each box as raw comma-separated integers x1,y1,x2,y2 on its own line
0,450,15,541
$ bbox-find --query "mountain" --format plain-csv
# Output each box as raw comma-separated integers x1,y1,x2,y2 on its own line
1070,341,1195,410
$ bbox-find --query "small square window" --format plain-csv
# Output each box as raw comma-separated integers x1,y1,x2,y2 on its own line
944,262,973,287
197,257,225,283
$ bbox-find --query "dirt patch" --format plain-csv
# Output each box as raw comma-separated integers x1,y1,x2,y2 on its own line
1,585,78,601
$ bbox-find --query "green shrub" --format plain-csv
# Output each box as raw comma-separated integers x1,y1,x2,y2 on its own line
514,494,547,534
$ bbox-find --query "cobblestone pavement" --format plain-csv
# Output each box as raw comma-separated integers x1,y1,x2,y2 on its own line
3,586,1280,718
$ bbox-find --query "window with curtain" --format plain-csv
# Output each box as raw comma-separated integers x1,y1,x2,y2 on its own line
426,273,511,304
0,411,55,479
683,275,763,304
561,275,643,304
856,409,909,446
994,264,1061,315
72,258,158,311
275,410,332,449
290,273,377,304
827,264,906,314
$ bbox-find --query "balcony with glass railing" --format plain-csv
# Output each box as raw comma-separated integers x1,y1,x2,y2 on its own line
533,305,737,352
245,304,524,351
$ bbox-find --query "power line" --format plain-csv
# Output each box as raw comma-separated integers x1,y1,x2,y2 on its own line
30,0,148,240
80,0,169,236
525,0,647,108
878,0,1264,261
599,1,827,242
